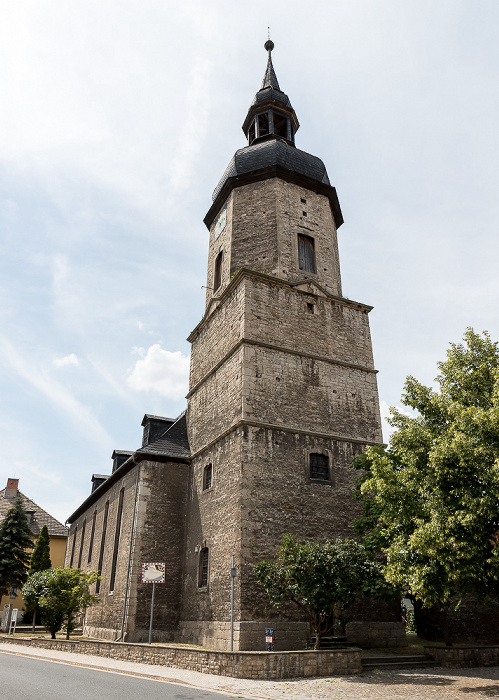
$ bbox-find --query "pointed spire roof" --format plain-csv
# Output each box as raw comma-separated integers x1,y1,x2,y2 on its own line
261,39,280,90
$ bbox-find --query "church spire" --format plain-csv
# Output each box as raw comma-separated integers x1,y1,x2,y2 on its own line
261,39,280,91
242,39,299,146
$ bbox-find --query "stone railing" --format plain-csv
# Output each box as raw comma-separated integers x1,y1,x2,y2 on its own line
0,635,362,679
424,645,499,668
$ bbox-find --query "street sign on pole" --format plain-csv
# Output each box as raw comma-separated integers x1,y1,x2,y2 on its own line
8,609,18,636
142,563,165,644
265,627,275,651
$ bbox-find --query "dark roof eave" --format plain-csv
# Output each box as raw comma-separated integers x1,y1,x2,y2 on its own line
66,452,190,524
204,165,343,231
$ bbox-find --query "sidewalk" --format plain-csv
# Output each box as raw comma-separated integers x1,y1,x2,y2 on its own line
1,640,498,699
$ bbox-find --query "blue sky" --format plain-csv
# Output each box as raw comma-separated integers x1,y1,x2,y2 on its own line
1,1,498,525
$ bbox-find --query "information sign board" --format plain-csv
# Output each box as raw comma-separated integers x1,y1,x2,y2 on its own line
141,562,165,583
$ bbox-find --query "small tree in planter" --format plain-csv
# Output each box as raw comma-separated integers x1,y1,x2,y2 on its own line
254,533,389,649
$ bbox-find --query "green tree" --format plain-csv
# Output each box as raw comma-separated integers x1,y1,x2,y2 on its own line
30,525,51,572
28,525,52,631
353,329,499,643
0,496,33,598
23,568,101,639
254,533,388,649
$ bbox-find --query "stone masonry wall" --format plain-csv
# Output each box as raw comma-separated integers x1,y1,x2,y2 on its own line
67,458,189,643
1,635,363,678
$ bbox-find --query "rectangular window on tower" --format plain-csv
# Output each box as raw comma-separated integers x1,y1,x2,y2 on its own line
310,453,330,481
298,234,316,274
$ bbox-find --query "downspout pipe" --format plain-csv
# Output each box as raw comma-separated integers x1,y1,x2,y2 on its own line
117,457,140,642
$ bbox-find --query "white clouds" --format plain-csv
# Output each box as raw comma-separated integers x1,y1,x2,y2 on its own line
127,345,190,400
53,353,79,367
0,335,113,455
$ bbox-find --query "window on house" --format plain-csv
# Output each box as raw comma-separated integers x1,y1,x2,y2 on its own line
214,251,223,291
307,302,315,314
88,510,97,564
310,453,330,481
69,525,77,568
95,501,109,594
258,112,269,137
199,547,209,587
203,464,213,490
298,234,316,273
273,112,288,138
109,489,124,592
77,519,86,569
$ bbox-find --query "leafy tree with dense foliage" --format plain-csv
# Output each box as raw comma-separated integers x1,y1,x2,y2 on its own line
353,329,499,643
0,496,32,598
254,533,388,649
28,524,52,631
23,568,101,639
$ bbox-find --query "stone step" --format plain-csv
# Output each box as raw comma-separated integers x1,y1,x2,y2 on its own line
362,654,438,671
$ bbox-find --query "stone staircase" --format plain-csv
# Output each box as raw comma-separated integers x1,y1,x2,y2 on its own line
362,653,439,671
308,635,358,649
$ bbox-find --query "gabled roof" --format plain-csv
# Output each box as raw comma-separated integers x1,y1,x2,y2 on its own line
0,489,68,538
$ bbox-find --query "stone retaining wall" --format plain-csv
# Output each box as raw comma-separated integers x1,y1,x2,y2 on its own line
424,644,499,668
1,635,362,679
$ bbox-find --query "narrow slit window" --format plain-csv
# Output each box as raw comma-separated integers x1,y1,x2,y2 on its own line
109,489,124,592
203,464,212,490
258,112,269,137
214,251,223,291
298,234,316,273
95,501,109,594
199,547,209,587
69,525,77,568
310,453,329,481
77,519,86,568
88,510,97,564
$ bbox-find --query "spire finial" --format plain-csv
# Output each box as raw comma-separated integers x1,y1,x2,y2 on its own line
261,36,279,90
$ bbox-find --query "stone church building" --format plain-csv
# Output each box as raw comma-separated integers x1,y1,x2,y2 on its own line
66,42,402,650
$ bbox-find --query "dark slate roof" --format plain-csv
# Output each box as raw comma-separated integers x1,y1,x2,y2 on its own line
213,139,330,201
251,86,292,110
261,51,280,90
0,489,68,537
135,411,190,459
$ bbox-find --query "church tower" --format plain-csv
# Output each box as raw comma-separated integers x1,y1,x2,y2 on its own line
181,41,384,650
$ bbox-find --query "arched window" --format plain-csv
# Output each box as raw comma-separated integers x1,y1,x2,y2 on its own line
214,251,223,291
203,464,213,490
199,547,209,588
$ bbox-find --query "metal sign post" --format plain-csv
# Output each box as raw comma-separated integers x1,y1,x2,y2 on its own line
230,555,237,651
265,627,275,651
8,609,18,636
141,563,165,645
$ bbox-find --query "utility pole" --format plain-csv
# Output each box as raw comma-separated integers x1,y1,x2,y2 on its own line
230,555,237,651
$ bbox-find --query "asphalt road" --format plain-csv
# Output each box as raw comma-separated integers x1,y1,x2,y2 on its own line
0,651,249,700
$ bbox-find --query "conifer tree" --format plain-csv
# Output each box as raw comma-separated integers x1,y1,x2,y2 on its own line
0,496,33,598
30,525,51,572
28,524,51,632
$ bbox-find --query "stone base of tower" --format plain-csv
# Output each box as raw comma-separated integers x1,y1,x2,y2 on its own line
178,620,310,651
